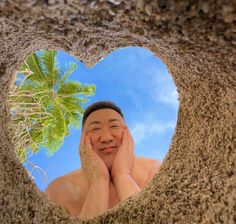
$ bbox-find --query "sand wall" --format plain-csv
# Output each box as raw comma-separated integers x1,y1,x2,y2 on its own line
0,0,235,223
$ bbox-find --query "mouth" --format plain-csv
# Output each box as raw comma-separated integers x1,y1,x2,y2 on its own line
99,146,116,154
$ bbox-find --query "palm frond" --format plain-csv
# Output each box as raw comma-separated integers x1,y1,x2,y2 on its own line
55,97,83,128
41,50,60,89
60,62,77,84
9,49,97,161
57,96,85,112
41,104,67,155
41,50,57,75
23,53,47,83
58,81,96,96
67,111,81,128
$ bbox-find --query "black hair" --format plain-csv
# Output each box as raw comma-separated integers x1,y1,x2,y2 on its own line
82,101,124,130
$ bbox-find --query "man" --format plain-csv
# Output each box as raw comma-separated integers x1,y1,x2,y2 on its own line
45,101,162,219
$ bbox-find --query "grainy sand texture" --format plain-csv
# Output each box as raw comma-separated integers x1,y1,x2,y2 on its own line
0,0,235,223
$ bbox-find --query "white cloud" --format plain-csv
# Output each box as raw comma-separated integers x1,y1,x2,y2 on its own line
130,119,176,145
141,61,179,109
158,88,179,108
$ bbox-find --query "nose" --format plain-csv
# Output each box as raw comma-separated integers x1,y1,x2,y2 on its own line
99,128,113,143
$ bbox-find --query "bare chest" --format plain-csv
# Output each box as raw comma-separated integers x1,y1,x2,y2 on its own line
63,159,150,213
72,173,145,210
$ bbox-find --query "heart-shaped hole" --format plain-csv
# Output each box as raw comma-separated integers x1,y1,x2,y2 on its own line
9,46,179,218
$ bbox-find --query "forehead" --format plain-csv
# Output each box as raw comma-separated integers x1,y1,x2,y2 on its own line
84,109,124,127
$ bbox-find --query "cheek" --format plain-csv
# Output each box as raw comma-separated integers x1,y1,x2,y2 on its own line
112,129,123,145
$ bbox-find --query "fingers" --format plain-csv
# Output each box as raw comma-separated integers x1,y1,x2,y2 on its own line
85,134,92,149
79,131,86,148
121,126,133,147
79,131,92,156
126,128,134,157
127,127,134,146
123,126,131,140
121,126,127,145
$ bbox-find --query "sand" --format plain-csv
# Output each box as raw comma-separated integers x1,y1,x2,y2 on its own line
0,0,235,223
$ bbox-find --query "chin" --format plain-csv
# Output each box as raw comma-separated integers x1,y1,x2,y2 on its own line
98,150,117,170
102,157,114,171
106,160,113,171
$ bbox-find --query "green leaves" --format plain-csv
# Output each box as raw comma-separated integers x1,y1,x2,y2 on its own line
41,49,57,75
9,49,96,162
60,62,77,84
23,53,46,83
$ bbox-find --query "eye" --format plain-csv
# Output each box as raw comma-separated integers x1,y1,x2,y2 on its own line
110,125,118,128
91,128,101,131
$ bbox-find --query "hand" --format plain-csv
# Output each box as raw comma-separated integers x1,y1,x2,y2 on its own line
79,131,110,185
111,126,135,180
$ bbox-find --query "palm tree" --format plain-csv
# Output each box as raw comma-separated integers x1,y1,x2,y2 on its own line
8,49,96,163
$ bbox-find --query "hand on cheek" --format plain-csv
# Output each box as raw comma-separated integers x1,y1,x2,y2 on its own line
111,126,135,180
79,132,109,184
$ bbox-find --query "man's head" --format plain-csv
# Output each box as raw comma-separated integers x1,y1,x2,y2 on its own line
82,101,124,129
81,101,126,170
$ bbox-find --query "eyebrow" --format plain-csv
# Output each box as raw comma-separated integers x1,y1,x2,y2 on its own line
88,118,120,127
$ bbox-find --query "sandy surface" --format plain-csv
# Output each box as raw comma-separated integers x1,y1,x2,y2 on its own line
0,0,235,223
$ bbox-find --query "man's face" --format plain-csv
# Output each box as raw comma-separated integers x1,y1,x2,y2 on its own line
82,108,125,170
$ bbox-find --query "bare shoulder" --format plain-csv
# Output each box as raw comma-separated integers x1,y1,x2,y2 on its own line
45,169,87,195
135,156,163,168
44,176,71,204
60,169,88,187
135,156,163,185
44,170,87,217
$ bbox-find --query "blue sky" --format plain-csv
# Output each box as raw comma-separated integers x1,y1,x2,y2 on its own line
23,46,179,192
